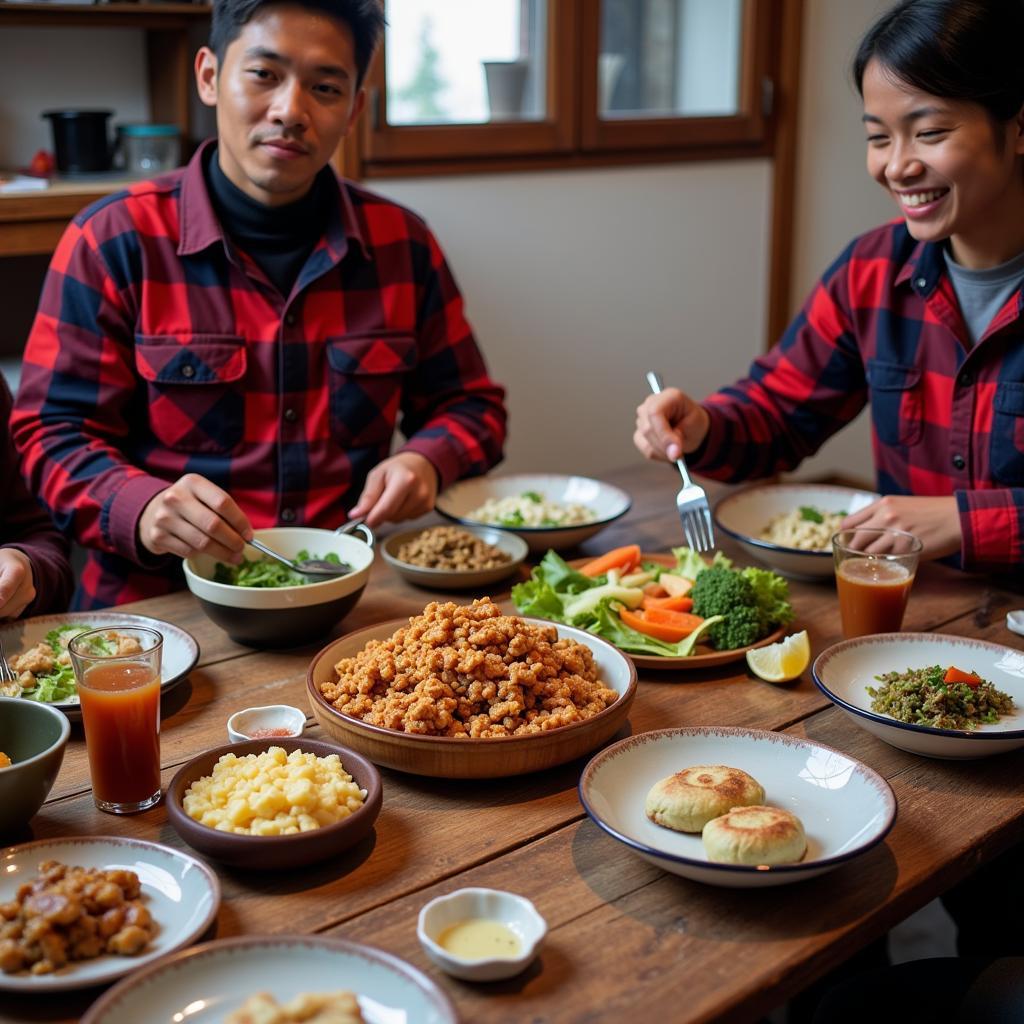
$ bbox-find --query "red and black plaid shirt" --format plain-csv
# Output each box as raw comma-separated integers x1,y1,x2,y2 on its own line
692,219,1024,570
13,141,506,608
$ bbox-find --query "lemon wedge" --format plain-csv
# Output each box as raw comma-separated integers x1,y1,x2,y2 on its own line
746,630,810,683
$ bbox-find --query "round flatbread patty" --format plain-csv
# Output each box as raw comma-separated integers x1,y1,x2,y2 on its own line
702,805,807,865
644,764,765,833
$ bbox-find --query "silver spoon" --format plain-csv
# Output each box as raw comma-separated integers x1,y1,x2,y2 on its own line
246,537,352,578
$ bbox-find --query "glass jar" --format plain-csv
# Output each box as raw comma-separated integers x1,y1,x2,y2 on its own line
117,124,181,176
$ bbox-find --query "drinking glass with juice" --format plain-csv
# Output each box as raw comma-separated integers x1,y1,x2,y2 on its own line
68,626,162,815
832,528,923,638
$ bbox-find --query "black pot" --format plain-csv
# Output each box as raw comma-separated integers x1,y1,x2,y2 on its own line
43,110,113,174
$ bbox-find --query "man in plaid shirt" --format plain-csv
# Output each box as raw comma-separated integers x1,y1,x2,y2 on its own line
12,0,506,608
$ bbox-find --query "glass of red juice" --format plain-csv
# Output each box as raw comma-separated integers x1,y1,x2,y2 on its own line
832,528,923,638
68,626,163,814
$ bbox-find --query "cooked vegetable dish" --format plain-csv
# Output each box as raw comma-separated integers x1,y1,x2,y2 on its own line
867,664,1015,730
214,551,351,588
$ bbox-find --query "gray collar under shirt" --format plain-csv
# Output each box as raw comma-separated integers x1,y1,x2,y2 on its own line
943,244,1024,346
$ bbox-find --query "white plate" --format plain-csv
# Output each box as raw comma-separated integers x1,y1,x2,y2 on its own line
714,483,879,580
578,727,895,888
0,836,220,993
813,632,1024,759
80,935,458,1024
436,473,631,552
0,613,200,721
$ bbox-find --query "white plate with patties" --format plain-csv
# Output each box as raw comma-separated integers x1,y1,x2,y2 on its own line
578,727,896,888
435,473,631,552
79,935,457,1024
0,836,219,992
714,483,879,580
0,613,200,721
813,633,1024,759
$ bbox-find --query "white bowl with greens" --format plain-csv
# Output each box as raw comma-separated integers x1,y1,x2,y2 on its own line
183,527,374,649
714,483,879,580
0,614,199,721
435,473,631,552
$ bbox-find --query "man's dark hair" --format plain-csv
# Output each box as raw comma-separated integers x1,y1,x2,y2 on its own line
210,0,385,86
852,0,1024,123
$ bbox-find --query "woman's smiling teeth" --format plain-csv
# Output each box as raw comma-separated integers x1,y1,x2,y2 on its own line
898,189,948,207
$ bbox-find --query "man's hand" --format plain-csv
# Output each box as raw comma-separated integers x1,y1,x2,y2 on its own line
138,474,252,563
349,452,438,527
841,495,962,560
634,388,711,462
0,548,36,620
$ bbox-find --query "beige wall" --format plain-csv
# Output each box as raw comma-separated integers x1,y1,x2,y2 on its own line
1,2,897,486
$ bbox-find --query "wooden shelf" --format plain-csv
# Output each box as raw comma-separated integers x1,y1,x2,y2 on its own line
0,2,210,28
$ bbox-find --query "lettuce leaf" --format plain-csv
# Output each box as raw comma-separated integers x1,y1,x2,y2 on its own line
741,566,794,630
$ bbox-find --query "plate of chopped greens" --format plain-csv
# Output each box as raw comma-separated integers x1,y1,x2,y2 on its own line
813,632,1024,758
511,545,793,670
0,613,199,720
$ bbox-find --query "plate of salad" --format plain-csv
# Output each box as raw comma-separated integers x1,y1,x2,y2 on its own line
511,544,794,669
0,613,199,720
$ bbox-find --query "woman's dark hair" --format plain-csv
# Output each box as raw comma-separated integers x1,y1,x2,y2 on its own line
853,0,1024,122
210,0,385,86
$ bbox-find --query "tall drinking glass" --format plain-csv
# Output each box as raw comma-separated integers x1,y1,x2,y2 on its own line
69,626,162,814
832,528,923,638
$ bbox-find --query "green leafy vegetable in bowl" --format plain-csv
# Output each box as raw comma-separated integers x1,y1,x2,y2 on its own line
213,551,350,588
8,624,122,703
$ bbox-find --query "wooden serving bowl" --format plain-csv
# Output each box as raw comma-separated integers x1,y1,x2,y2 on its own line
307,618,637,779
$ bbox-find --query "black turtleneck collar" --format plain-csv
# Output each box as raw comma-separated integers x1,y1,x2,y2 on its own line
203,145,336,296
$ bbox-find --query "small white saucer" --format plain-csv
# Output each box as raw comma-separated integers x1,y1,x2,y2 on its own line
226,704,306,743
417,887,546,982
1007,610,1024,638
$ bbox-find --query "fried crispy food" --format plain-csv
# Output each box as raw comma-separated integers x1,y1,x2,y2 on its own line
226,991,364,1023
321,598,619,738
0,861,154,975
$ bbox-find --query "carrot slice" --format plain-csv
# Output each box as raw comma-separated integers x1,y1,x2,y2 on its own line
619,607,703,643
643,608,704,633
944,666,982,687
580,544,642,578
642,594,694,613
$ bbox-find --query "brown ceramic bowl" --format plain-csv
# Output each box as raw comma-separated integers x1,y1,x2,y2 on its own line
306,617,637,779
165,737,382,869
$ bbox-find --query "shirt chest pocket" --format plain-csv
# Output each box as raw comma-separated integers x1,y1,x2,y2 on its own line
991,383,1024,485
866,358,923,447
135,335,247,454
326,333,417,448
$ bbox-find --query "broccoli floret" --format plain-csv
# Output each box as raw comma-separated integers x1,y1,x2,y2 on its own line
690,565,762,650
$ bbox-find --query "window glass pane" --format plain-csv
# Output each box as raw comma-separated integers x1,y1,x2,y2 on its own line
384,0,547,125
599,0,742,119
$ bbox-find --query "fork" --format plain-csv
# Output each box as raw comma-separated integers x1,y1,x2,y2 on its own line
645,371,716,552
0,632,19,693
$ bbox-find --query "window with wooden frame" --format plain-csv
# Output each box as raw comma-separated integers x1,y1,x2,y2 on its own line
344,0,786,179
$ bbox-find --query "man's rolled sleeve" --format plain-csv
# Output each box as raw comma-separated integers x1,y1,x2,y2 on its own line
103,472,175,566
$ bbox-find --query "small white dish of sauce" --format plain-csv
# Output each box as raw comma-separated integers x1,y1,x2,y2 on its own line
226,704,306,744
417,887,547,982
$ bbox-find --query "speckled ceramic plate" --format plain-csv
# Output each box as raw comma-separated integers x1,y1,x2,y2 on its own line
579,727,896,888
814,632,1024,759
0,612,199,721
0,836,219,992
80,936,458,1024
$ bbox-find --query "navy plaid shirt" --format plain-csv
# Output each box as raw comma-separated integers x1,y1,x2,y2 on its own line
693,220,1024,570
13,141,507,608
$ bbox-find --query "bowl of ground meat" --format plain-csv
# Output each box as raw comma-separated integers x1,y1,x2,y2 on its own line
381,525,528,591
306,598,637,778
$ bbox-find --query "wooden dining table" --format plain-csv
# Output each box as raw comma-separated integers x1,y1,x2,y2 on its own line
7,462,1024,1024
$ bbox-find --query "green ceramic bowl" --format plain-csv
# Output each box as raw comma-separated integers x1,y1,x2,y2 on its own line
0,696,71,837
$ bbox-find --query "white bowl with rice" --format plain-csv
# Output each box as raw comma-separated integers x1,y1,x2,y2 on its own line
435,473,631,553
714,483,879,581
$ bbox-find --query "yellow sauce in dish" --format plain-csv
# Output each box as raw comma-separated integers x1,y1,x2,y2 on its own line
437,919,522,960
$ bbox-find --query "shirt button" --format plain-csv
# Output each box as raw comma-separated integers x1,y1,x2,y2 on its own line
180,364,195,378
915,276,928,289
281,508,296,523
283,407,298,423
284,312,296,327
952,454,966,471
958,370,973,387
